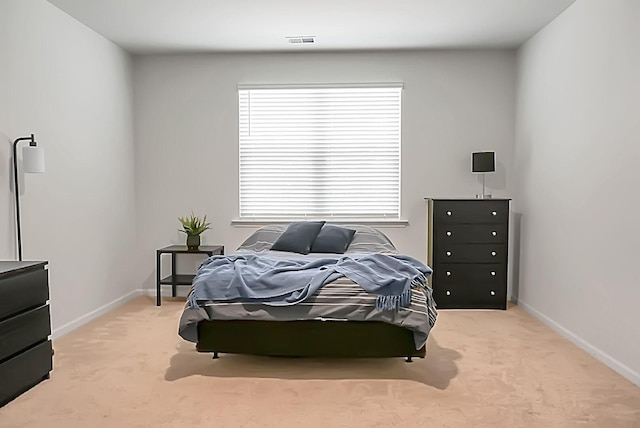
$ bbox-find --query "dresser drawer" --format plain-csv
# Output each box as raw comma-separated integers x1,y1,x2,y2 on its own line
0,305,51,362
0,340,52,407
434,223,508,244
434,244,507,264
432,281,506,309
433,200,508,224
0,269,49,320
433,263,505,285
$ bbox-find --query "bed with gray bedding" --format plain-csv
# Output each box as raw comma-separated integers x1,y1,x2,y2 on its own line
178,224,438,358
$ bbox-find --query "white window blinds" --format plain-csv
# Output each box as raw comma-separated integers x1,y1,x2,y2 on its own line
239,84,402,220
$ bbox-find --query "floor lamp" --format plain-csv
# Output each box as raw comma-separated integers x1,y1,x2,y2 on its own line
13,134,45,261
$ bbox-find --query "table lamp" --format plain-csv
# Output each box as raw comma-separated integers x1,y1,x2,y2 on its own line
472,151,495,199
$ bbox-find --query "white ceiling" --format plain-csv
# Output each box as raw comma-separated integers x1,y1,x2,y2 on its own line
48,0,575,54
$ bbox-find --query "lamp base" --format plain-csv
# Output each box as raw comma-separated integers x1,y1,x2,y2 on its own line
475,194,492,199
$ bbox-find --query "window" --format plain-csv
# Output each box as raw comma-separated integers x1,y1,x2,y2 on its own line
238,84,402,220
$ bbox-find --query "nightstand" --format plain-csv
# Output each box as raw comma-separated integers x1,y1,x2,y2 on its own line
156,245,224,306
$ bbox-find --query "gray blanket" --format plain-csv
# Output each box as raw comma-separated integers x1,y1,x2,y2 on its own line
188,253,432,311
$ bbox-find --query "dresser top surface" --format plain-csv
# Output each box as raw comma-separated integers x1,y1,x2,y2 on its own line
0,261,48,277
424,197,511,201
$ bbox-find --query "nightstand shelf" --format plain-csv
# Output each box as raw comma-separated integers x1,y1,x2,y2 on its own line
156,245,224,306
159,274,195,286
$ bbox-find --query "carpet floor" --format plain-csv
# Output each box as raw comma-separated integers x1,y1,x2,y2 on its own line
0,296,638,427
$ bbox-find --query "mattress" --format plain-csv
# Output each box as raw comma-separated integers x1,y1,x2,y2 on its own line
178,269,436,350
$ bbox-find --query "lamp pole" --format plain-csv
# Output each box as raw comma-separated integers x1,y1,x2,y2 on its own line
482,172,486,199
12,134,37,261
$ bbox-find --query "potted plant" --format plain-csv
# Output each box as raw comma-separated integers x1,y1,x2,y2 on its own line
178,212,211,250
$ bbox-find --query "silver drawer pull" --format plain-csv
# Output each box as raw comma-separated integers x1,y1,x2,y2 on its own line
491,271,496,276
446,271,451,276
492,211,497,216
446,251,452,256
492,231,497,236
490,290,496,296
446,291,451,296
491,251,497,256
446,211,452,216
446,231,452,236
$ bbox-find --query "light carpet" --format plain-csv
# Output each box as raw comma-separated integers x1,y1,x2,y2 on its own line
1,297,638,427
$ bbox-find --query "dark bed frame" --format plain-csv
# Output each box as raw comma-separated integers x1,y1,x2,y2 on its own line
196,319,426,362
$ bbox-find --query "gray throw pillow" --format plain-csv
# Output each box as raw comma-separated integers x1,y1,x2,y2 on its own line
310,225,357,254
270,221,326,254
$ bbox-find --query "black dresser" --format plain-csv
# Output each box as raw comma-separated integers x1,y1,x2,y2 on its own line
427,199,510,309
0,261,52,407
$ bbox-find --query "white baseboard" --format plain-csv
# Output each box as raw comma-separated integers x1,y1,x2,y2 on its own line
517,300,640,387
51,289,143,340
144,285,191,298
138,287,155,297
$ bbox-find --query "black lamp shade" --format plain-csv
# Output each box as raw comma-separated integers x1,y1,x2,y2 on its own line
472,151,495,173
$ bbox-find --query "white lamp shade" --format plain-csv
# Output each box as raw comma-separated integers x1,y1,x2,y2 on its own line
23,146,45,173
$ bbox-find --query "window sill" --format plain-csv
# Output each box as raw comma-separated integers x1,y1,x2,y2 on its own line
231,218,409,228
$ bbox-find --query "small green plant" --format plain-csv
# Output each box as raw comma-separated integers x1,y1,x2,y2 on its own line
178,212,211,236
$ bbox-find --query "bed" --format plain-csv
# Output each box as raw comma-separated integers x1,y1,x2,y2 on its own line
178,223,437,360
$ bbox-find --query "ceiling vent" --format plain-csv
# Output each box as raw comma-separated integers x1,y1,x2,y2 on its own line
286,36,315,44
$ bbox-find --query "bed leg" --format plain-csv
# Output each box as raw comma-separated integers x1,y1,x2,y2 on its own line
405,356,413,363
212,352,219,359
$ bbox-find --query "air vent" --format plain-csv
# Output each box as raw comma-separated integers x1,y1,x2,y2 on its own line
286,36,315,44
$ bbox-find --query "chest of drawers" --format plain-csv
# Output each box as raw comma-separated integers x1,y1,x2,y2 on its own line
0,261,52,407
427,199,510,309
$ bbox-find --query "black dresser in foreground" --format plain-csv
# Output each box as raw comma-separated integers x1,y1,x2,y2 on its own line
427,199,510,310
0,261,52,407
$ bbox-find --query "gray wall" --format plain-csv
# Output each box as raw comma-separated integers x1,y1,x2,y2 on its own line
0,0,137,335
132,50,517,291
514,0,640,384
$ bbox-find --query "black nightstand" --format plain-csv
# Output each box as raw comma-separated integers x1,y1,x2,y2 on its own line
156,245,224,306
